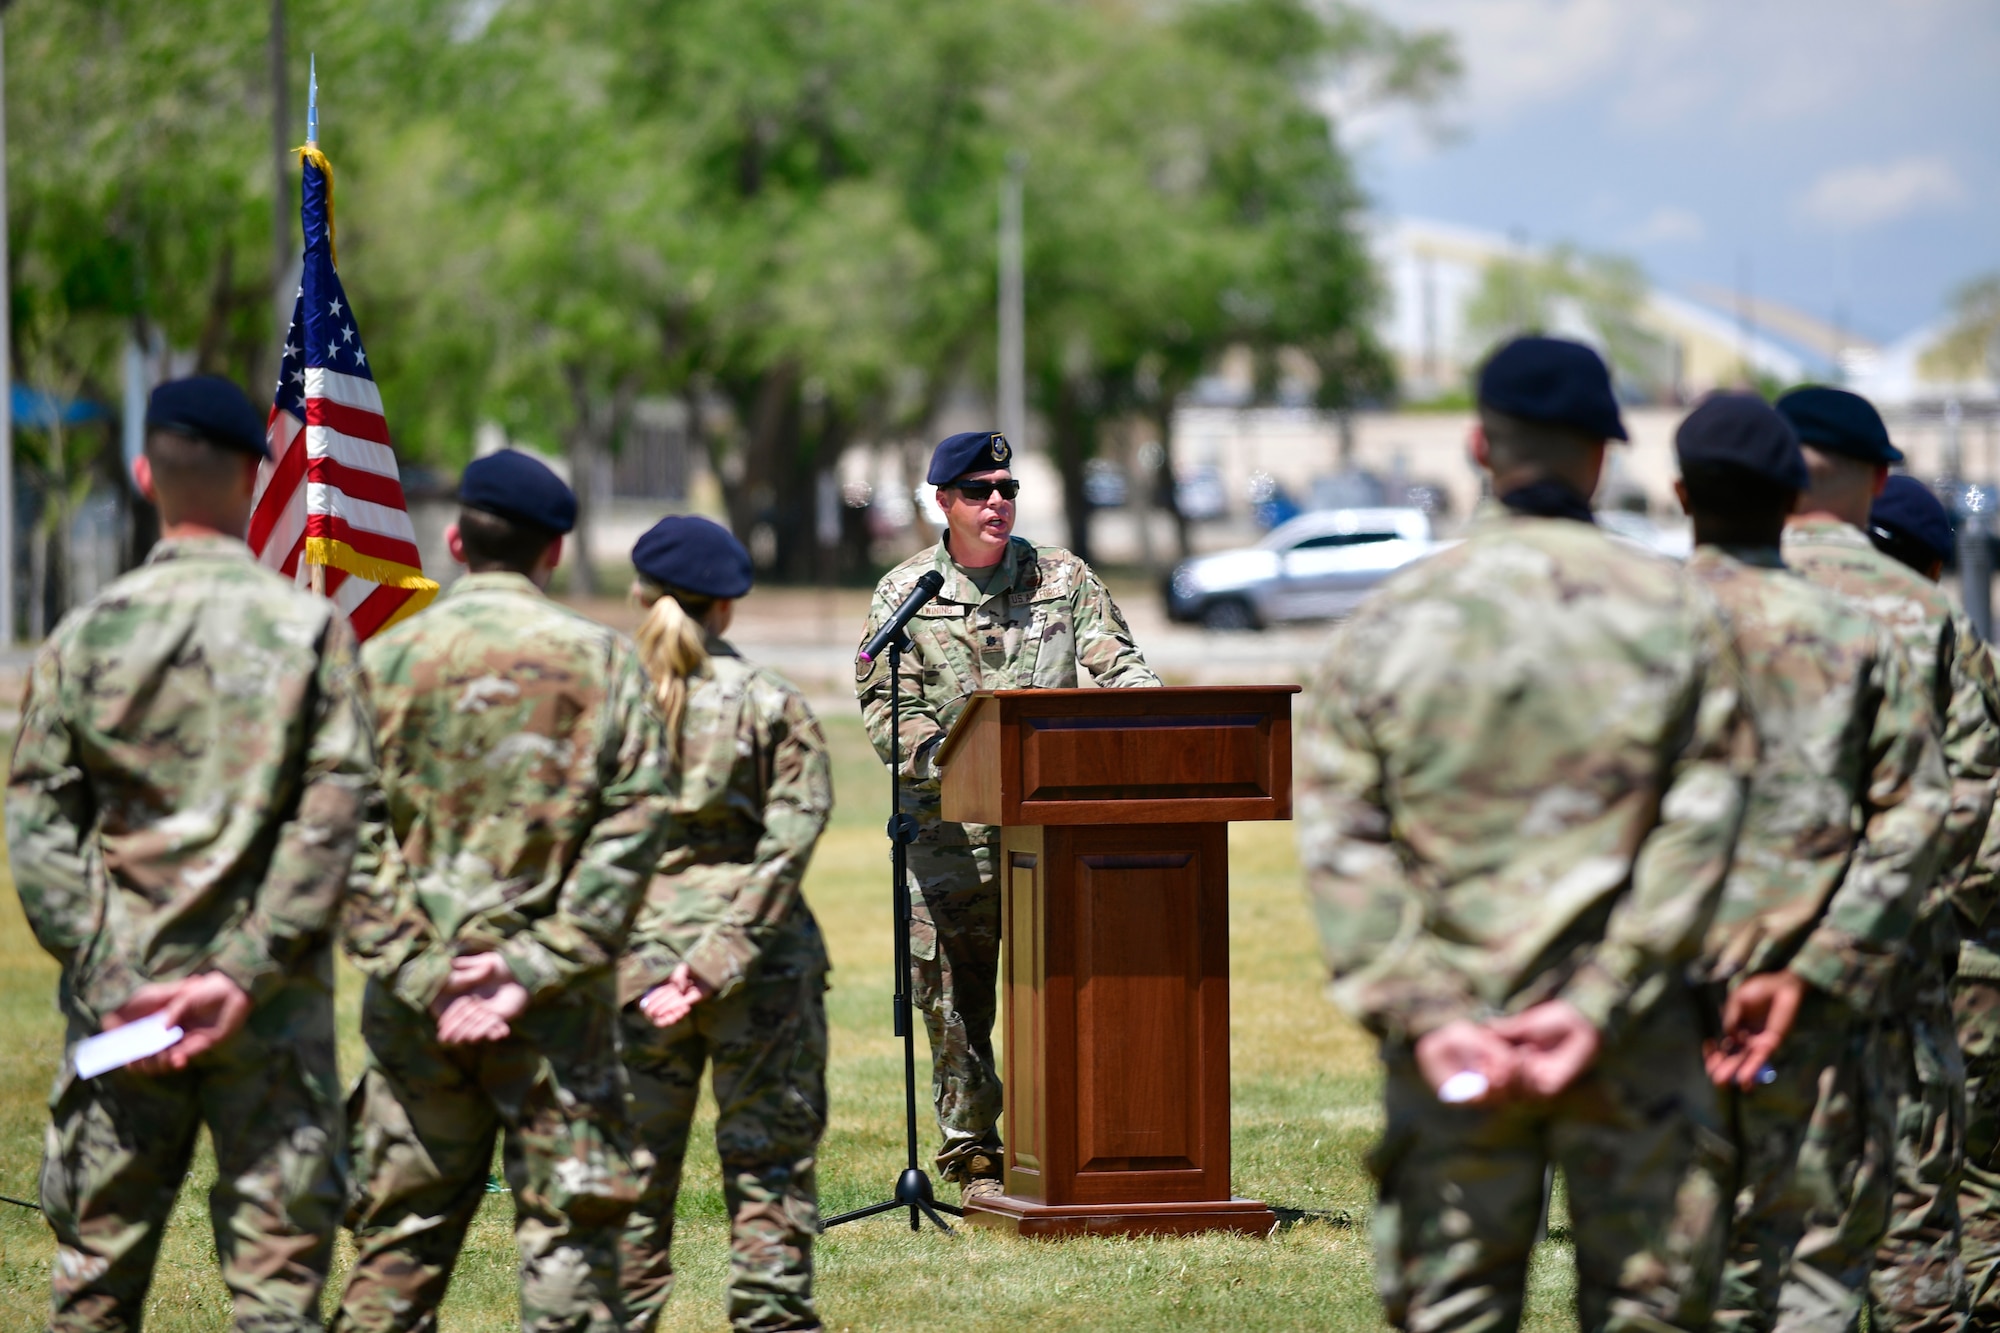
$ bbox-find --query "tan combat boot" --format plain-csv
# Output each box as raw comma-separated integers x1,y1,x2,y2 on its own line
961,1150,1004,1204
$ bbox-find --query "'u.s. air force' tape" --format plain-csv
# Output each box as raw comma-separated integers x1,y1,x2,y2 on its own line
74,1013,185,1080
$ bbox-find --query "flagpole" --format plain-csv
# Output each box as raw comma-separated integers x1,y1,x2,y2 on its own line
304,55,326,598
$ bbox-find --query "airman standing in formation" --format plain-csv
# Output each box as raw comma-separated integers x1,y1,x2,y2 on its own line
5,378,447,1332
1865,476,2000,1323
1297,338,1753,1331
336,449,672,1333
1778,389,2000,1331
1299,348,2000,1333
617,517,834,1333
854,429,1159,1200
1672,395,1953,1333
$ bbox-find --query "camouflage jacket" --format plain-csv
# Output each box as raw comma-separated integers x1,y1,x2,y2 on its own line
6,535,448,1025
361,572,671,1004
856,536,1159,842
619,637,832,1006
1688,546,1951,1013
1784,517,2000,977
1296,505,1755,1045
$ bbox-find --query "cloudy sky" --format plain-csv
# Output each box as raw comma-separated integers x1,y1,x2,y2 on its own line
1345,0,2000,345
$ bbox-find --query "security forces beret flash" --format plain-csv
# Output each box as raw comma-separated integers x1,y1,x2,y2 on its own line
1673,393,1808,492
1870,475,1956,565
927,430,1013,486
631,515,754,600
145,375,270,460
458,449,577,534
1774,386,1903,464
1476,336,1628,442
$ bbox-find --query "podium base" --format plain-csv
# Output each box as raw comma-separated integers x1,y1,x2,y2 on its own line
961,1193,1277,1239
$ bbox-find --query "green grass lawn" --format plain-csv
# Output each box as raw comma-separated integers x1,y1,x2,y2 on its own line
0,713,1582,1331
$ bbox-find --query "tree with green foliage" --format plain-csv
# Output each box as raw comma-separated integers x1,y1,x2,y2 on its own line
7,0,1454,594
1921,272,2000,384
1463,244,1678,401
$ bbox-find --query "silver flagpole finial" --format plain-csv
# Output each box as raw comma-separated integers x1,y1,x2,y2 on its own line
306,54,319,145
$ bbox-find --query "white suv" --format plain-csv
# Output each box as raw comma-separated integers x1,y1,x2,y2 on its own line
1165,508,1435,630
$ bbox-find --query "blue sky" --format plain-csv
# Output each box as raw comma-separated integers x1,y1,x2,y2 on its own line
1342,0,2000,345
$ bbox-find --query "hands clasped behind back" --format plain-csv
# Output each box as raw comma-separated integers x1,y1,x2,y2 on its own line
431,952,530,1045
638,962,712,1028
1413,999,1605,1107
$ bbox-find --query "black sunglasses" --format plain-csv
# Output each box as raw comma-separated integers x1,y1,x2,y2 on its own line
952,479,1020,501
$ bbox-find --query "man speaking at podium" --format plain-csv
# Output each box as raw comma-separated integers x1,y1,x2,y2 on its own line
856,430,1160,1202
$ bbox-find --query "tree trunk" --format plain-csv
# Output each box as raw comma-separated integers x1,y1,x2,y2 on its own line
1149,397,1191,559
563,364,603,597
1050,377,1094,564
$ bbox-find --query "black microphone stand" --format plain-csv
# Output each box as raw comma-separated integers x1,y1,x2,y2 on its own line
823,629,961,1235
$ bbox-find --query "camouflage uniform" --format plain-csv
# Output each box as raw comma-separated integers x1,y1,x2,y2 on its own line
1955,941,2000,1324
1298,504,1753,1333
1686,545,1952,1333
5,534,431,1333
617,636,833,1333
1951,650,2000,1327
855,536,1157,1182
1787,516,2000,1331
336,571,671,1333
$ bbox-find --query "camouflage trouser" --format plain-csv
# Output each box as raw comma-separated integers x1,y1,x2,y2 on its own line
1953,975,2000,1327
1714,992,1898,1333
39,1000,344,1332
905,838,1003,1182
1369,990,1731,1333
618,970,828,1333
335,979,640,1333
1872,989,1969,1332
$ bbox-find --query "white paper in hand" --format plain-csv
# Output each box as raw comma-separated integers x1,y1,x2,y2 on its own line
1437,1070,1490,1105
74,1013,184,1080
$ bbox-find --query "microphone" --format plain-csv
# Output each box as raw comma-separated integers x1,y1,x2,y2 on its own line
858,570,945,664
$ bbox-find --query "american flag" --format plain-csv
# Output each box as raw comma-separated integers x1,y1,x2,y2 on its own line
250,144,436,638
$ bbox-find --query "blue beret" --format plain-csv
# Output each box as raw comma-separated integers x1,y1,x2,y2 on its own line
927,430,1014,485
631,515,753,599
1477,336,1627,442
1870,476,1955,565
146,375,269,459
458,449,576,534
1674,393,1808,492
1775,386,1903,464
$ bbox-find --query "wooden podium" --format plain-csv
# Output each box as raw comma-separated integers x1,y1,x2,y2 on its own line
935,685,1297,1238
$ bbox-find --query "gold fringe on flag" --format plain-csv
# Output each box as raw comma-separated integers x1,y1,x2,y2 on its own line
303,536,441,599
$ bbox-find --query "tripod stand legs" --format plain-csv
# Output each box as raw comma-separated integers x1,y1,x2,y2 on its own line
823,1167,963,1233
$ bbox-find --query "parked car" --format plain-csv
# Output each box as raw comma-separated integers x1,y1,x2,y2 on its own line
1165,507,1434,630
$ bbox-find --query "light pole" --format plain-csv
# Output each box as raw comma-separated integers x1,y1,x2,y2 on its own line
997,153,1025,450
0,2,16,646
270,0,294,359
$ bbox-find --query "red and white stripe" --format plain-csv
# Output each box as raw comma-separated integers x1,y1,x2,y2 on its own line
250,368,431,638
